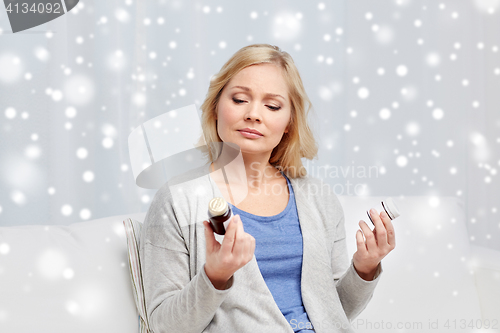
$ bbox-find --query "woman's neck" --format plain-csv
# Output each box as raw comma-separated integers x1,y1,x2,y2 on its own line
209,143,283,204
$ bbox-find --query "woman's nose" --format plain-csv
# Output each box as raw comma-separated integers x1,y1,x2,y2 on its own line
244,103,261,122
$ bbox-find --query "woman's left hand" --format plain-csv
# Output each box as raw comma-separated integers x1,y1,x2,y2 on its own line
353,208,396,281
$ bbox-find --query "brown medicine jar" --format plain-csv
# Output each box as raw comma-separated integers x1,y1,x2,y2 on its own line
208,197,234,235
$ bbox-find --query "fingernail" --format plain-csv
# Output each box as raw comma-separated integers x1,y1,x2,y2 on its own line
370,208,376,214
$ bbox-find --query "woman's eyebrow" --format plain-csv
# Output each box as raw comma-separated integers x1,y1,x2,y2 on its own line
230,85,285,102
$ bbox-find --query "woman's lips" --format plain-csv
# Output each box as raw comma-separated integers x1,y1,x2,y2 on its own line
238,130,263,139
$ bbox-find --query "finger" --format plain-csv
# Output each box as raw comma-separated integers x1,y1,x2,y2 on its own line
366,210,375,226
242,234,255,263
369,208,388,245
220,214,238,254
379,210,396,248
359,220,377,252
231,215,246,258
203,221,217,253
355,229,368,254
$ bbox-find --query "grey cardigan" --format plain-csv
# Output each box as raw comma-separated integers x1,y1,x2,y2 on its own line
139,163,382,333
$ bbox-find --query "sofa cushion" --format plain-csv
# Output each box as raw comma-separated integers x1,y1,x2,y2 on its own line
0,196,490,333
0,212,146,333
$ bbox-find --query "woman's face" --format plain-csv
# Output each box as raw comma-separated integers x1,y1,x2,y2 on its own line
215,63,291,159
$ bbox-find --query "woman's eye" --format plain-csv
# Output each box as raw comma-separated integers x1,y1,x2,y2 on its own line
232,98,281,111
232,98,245,104
267,105,281,111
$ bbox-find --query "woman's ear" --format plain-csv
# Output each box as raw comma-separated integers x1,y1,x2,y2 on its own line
284,120,291,133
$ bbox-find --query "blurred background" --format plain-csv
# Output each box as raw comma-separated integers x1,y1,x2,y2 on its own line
0,0,498,253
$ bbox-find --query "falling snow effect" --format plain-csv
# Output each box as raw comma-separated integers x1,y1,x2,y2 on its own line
272,12,302,41
0,54,24,83
0,5,498,322
37,249,68,279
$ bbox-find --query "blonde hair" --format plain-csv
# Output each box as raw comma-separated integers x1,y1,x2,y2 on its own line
196,44,318,178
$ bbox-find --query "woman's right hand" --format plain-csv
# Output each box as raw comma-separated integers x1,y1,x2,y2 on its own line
203,214,256,290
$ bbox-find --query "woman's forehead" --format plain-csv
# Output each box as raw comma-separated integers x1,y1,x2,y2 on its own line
227,64,289,96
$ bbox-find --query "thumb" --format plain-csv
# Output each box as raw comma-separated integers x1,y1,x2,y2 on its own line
204,220,217,253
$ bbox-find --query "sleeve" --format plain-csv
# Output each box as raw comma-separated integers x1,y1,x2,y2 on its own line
139,185,234,333
329,194,383,320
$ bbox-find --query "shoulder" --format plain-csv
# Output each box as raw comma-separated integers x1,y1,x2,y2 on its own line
153,163,212,205
143,164,212,232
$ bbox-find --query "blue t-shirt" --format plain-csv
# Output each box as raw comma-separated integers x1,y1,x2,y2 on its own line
229,172,315,333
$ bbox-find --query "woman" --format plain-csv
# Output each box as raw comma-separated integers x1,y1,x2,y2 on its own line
140,44,396,333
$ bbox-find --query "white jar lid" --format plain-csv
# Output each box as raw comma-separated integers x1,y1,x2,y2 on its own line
382,197,400,220
209,197,228,216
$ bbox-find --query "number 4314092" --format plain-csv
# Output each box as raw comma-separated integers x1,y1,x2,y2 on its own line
5,2,62,14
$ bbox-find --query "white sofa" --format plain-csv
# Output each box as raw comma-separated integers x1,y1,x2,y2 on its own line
1,196,499,333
